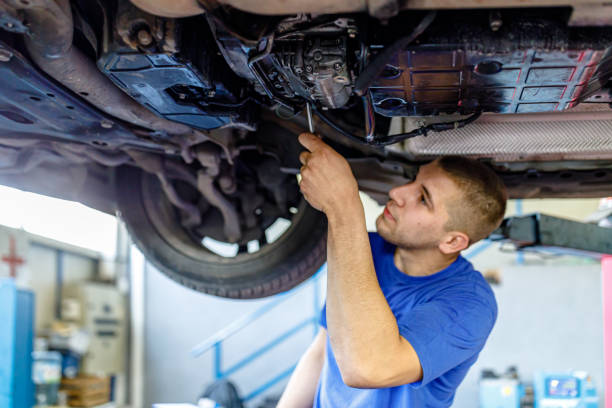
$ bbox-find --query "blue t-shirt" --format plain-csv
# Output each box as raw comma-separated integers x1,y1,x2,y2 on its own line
313,232,497,408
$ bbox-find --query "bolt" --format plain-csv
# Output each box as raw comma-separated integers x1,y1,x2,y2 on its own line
6,22,14,29
347,28,357,38
137,29,153,46
0,48,13,62
207,89,216,98
178,93,187,100
333,63,342,71
489,11,503,32
305,65,313,73
100,120,113,129
294,67,303,74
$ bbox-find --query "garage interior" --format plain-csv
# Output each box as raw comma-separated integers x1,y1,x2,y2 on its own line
1,185,609,408
3,1,612,407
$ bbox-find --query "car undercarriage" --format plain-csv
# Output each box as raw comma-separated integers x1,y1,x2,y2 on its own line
0,0,611,297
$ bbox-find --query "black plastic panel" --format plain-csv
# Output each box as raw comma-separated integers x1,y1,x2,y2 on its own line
98,52,254,131
370,47,610,117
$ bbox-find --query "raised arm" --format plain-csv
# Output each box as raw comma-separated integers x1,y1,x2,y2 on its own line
297,133,422,388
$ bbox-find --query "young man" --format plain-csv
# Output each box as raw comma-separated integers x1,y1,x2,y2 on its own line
277,133,507,408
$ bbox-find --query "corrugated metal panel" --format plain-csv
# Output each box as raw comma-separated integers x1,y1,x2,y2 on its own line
403,118,612,161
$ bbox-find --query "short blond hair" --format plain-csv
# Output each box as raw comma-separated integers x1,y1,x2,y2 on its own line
436,156,507,244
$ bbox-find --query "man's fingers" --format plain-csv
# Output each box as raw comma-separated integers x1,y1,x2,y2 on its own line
298,132,325,152
299,151,310,165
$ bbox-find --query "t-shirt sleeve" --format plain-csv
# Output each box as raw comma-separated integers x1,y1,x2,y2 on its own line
398,295,496,387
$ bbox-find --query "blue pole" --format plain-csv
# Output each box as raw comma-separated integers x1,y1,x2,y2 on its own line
214,342,222,379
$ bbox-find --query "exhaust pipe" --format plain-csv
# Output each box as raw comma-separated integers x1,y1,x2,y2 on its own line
7,0,193,136
129,0,368,17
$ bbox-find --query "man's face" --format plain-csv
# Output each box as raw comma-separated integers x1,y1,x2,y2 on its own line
376,161,462,250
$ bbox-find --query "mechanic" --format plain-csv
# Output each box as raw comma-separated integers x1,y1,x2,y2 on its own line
277,133,507,408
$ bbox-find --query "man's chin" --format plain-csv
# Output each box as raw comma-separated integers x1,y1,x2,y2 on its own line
375,216,393,240
375,214,385,232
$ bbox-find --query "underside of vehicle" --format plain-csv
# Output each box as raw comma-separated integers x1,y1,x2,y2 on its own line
1,0,611,297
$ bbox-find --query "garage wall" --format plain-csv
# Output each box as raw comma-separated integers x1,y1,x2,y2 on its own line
28,245,99,331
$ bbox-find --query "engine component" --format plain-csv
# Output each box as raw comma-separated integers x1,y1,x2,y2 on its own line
249,34,352,109
299,36,352,109
209,13,358,110
99,5,256,131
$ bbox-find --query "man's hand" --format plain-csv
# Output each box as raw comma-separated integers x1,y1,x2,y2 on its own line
298,133,360,215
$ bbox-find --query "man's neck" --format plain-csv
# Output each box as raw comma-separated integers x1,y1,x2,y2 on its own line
393,247,458,277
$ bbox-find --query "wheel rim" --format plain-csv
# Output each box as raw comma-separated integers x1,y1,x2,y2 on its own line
140,171,311,265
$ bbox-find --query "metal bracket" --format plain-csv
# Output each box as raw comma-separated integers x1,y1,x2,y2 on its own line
491,213,612,258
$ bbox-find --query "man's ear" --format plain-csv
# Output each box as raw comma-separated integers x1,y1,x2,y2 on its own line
438,231,470,254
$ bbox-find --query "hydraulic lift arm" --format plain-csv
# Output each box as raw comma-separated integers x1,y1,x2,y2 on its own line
490,213,612,258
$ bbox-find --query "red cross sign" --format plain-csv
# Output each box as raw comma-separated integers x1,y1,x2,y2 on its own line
2,236,24,278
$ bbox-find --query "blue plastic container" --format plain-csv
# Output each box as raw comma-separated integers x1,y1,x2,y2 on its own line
0,279,35,408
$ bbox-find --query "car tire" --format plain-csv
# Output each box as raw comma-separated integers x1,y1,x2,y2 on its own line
115,166,327,299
